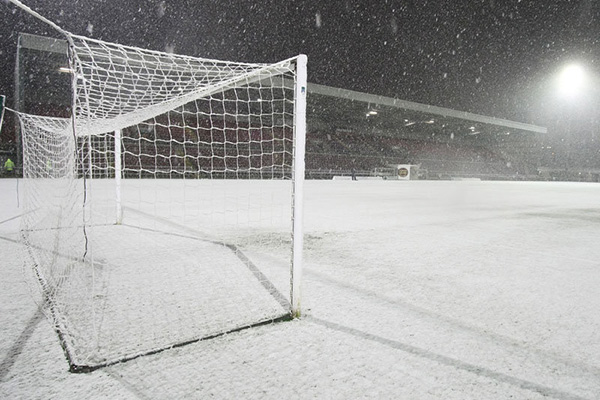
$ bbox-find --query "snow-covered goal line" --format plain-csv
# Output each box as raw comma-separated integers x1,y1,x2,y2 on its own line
9,0,306,373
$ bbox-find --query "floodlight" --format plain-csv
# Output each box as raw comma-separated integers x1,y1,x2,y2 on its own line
557,64,586,98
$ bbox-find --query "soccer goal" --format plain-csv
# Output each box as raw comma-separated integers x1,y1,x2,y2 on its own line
15,26,306,372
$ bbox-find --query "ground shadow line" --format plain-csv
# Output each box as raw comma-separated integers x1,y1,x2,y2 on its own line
308,316,591,400
0,307,45,382
304,264,600,377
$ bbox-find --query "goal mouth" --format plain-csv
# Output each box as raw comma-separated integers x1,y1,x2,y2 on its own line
24,220,295,372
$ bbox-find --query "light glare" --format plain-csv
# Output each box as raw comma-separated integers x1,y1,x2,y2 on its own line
558,64,586,98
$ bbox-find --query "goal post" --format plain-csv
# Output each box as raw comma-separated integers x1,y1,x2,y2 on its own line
291,54,307,318
15,28,307,372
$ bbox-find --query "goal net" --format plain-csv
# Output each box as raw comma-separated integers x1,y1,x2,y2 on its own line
17,32,307,372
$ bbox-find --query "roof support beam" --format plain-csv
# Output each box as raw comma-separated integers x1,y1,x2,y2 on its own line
308,83,547,134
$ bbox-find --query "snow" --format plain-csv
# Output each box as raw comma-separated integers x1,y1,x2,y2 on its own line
1,178,599,399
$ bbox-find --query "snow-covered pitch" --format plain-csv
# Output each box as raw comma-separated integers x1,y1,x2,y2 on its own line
1,178,599,399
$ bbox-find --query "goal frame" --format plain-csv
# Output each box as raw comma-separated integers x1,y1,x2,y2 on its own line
12,29,307,372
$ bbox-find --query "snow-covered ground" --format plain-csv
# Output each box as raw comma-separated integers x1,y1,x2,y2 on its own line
1,178,599,399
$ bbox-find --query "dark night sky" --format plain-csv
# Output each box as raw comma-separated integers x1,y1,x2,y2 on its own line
1,0,600,126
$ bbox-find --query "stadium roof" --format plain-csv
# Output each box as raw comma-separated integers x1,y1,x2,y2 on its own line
306,83,547,141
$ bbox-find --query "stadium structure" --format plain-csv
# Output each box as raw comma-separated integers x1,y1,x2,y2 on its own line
5,33,598,183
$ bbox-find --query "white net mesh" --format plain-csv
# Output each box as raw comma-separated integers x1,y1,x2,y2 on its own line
69,34,295,137
18,33,305,372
